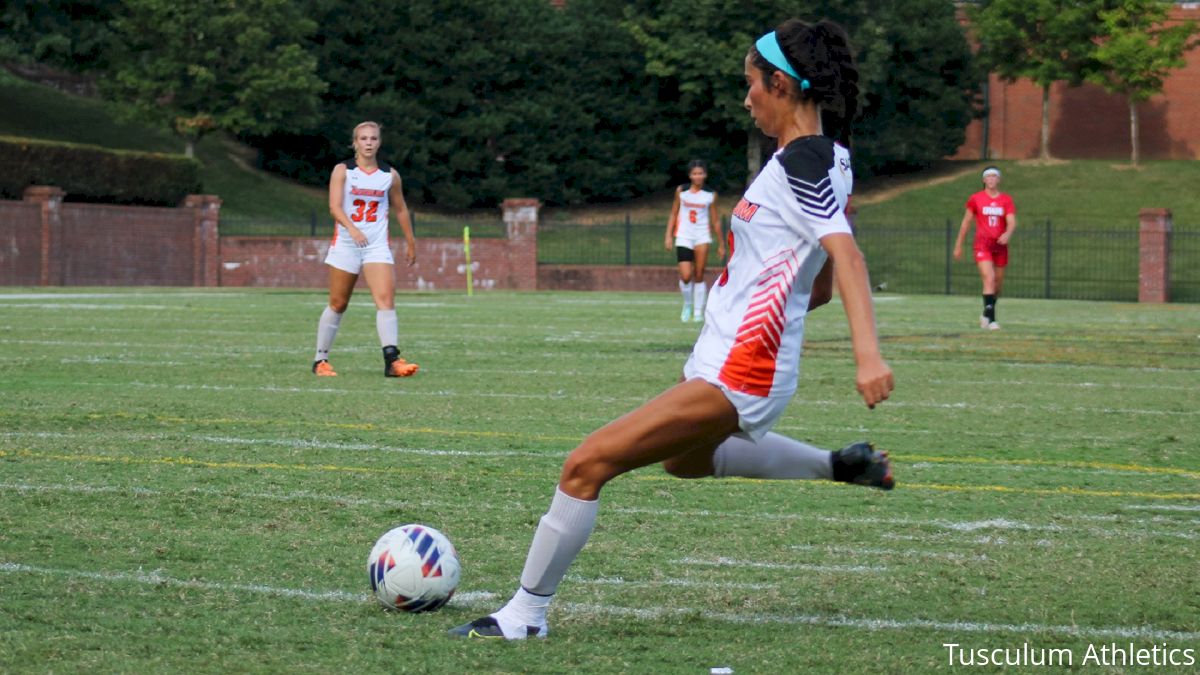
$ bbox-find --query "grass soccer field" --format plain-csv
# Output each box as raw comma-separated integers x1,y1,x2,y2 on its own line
1,288,1197,673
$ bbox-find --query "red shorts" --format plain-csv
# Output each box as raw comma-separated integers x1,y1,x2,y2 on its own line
974,238,1008,267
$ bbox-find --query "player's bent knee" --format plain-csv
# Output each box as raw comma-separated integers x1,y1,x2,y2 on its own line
329,298,350,313
662,455,711,479
560,443,620,498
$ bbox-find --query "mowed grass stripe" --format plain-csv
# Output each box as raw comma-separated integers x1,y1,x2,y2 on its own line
4,479,1196,538
3,428,1195,482
4,448,1198,504
3,562,1197,642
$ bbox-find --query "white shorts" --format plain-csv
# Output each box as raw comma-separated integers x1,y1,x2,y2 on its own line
682,355,793,441
674,231,713,250
324,240,393,274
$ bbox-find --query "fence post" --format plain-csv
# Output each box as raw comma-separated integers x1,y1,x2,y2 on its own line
1138,208,1172,303
944,218,952,295
1044,219,1052,299
624,212,632,266
501,198,540,290
23,186,65,286
183,194,222,287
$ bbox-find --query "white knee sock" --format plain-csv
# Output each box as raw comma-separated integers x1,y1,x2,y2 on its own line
712,432,833,480
376,309,398,347
694,281,708,315
313,306,343,362
679,280,694,306
493,486,598,631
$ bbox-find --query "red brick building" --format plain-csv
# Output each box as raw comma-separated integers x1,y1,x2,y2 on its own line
953,4,1200,160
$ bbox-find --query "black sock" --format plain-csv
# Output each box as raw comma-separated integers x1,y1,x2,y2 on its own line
382,345,399,365
983,294,996,322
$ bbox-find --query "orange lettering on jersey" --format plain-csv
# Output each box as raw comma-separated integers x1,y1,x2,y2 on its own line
732,198,759,222
351,187,387,197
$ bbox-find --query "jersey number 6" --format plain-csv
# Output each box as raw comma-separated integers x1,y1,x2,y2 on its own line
351,199,379,223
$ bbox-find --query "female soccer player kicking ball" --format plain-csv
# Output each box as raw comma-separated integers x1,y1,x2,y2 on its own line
451,18,893,640
311,121,419,378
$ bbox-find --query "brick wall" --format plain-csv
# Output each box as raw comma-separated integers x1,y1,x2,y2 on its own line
57,203,197,285
539,264,683,292
0,200,42,285
218,236,521,290
954,6,1200,160
0,187,218,287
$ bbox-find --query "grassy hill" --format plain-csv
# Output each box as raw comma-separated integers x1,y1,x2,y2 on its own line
0,68,326,222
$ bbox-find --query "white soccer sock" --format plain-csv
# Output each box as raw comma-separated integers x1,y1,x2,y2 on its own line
376,309,398,348
493,486,598,634
694,281,708,315
712,432,833,480
313,306,343,362
679,280,694,307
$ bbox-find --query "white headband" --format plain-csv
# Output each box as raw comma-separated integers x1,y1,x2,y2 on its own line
982,168,1001,179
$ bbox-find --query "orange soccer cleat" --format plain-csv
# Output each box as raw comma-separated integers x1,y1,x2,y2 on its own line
312,360,338,377
385,358,419,378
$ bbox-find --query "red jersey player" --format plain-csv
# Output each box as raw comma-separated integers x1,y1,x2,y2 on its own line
954,166,1017,330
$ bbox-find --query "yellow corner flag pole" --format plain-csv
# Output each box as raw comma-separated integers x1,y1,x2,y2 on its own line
463,226,473,297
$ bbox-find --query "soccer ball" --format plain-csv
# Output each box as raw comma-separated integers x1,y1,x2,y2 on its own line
367,524,460,612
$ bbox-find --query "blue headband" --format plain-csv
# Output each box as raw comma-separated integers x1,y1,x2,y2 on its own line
755,31,811,91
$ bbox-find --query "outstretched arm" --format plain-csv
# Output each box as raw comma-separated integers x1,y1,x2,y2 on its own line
819,232,893,408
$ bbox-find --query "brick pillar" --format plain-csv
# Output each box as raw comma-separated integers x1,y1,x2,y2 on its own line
1138,208,1171,303
24,186,65,286
502,198,539,290
184,194,222,287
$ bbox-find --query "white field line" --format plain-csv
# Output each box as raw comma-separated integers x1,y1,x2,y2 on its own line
564,574,776,591
787,544,989,562
6,558,1193,641
675,557,885,573
5,479,1195,541
0,303,184,311
881,357,1200,375
0,431,553,459
1122,504,1200,512
0,292,249,300
928,378,1199,392
613,508,1199,541
60,379,1200,417
554,601,1200,642
0,561,494,606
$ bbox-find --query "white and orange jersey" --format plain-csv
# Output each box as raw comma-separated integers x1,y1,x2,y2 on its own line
338,159,393,245
686,136,853,402
674,188,715,240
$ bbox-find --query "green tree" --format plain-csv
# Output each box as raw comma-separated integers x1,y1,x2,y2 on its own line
850,0,980,174
261,0,680,207
1087,0,1200,164
625,0,975,182
971,0,1102,161
0,1,118,72
102,0,325,157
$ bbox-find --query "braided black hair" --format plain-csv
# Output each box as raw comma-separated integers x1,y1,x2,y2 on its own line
749,19,860,146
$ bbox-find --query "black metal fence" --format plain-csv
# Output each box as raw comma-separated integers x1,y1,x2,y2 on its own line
856,219,1142,301
538,217,1198,303
218,210,1196,302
